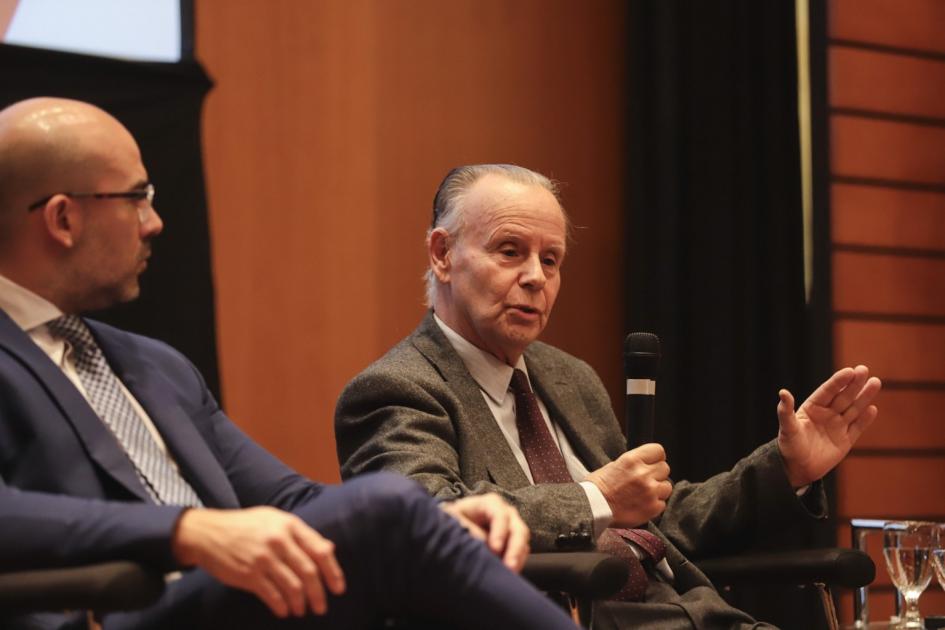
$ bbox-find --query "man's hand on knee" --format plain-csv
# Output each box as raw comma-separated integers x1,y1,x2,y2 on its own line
171,506,346,618
441,493,531,573
586,443,672,527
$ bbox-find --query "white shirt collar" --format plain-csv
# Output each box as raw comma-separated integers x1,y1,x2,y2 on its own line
433,313,529,405
0,273,62,332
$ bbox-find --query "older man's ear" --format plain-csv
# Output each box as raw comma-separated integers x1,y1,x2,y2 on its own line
427,227,453,283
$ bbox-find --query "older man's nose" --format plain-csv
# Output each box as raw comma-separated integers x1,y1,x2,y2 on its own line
519,255,546,289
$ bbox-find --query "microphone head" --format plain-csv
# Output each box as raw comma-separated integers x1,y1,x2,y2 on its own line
624,332,660,379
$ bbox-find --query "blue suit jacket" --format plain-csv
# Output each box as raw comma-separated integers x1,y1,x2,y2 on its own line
0,308,322,573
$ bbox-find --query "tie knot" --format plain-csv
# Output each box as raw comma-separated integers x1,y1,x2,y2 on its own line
46,314,95,357
509,368,533,395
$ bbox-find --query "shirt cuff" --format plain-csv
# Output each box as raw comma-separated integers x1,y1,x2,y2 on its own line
579,480,613,538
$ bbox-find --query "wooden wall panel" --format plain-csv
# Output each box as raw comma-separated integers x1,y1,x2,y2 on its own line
831,0,945,54
832,116,945,184
830,46,945,118
855,389,945,450
835,320,945,382
832,184,945,250
837,455,945,518
196,1,627,482
824,2,945,622
833,251,945,316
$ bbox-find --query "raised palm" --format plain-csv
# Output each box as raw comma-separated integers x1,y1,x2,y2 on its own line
776,365,881,488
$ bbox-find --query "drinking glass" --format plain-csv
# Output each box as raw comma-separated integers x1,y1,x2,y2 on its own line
884,521,935,628
932,524,945,594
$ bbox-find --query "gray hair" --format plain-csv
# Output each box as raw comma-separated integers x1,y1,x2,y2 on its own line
424,164,564,306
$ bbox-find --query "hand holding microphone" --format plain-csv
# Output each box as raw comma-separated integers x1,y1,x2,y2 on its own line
585,332,671,527
586,442,672,527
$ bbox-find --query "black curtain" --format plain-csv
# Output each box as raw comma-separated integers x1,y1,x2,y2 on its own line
0,44,220,399
626,1,832,626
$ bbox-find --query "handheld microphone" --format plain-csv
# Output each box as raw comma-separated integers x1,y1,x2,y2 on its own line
624,332,660,450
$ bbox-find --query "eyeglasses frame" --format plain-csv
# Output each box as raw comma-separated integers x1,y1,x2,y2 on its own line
26,183,155,214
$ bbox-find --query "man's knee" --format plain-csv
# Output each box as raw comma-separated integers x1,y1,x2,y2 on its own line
341,471,435,526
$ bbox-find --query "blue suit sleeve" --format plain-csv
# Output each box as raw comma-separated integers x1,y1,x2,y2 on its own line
0,481,184,572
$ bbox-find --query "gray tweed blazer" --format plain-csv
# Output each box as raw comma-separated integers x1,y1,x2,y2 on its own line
335,313,821,557
335,313,828,628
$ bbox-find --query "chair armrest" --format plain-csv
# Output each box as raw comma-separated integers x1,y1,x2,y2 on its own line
0,561,165,612
696,548,875,589
522,552,629,599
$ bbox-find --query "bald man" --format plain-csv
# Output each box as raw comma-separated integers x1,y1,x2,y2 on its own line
0,98,579,630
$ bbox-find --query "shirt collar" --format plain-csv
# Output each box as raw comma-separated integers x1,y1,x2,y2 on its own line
0,273,62,332
433,313,528,405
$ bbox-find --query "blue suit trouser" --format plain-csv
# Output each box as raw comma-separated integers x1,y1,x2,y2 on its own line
103,473,575,630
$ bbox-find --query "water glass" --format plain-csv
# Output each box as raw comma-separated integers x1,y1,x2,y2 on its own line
884,521,935,629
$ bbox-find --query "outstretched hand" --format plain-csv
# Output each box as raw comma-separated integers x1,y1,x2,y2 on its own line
777,364,881,488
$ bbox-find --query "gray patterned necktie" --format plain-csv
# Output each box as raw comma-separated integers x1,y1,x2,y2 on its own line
47,315,202,507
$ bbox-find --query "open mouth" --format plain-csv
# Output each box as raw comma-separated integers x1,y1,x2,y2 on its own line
509,304,540,316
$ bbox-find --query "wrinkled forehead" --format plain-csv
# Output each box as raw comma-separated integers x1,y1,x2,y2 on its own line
467,180,567,238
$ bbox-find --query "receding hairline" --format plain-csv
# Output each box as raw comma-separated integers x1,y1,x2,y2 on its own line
459,173,568,232
430,164,569,237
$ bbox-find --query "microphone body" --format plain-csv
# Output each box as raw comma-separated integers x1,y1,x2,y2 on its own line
624,332,660,450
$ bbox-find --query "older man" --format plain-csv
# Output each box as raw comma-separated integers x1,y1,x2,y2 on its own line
0,102,581,630
335,163,882,629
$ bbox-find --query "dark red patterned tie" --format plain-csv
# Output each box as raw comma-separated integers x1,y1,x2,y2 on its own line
509,368,665,601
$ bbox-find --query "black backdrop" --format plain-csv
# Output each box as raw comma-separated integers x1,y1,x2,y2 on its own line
0,43,220,399
626,1,833,626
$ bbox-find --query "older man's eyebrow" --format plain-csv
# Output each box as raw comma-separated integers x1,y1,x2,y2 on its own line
130,179,151,190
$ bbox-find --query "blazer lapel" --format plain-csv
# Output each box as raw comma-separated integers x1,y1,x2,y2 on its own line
411,313,533,490
0,311,152,502
525,347,613,471
91,322,240,508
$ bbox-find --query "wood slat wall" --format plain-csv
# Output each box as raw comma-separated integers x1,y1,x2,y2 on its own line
833,116,945,184
831,47,945,120
831,0,945,55
833,251,945,317
833,183,945,251
854,390,945,450
829,0,945,622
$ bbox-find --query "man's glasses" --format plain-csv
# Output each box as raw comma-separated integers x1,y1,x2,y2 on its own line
27,184,155,222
